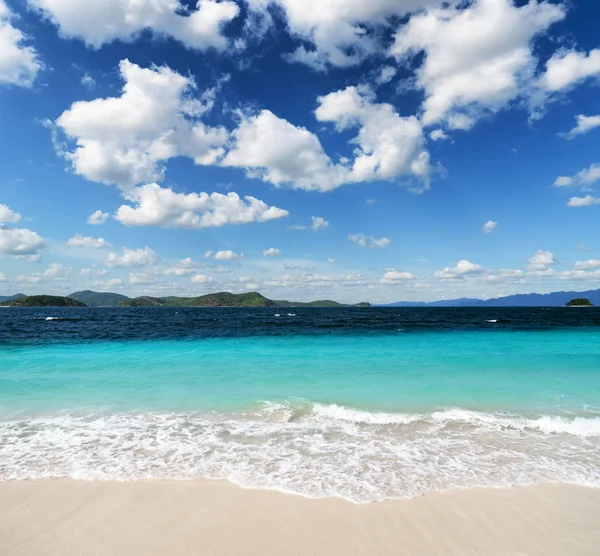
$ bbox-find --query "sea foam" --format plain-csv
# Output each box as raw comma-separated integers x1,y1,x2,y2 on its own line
1,403,599,503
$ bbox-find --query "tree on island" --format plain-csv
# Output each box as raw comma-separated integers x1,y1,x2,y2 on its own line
565,298,594,307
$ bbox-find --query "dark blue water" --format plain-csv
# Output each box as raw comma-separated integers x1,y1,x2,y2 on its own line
1,306,599,344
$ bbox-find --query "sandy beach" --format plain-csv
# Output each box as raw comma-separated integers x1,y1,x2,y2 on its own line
0,481,598,556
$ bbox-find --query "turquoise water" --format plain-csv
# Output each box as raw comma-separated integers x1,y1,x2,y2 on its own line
2,331,600,416
2,309,600,501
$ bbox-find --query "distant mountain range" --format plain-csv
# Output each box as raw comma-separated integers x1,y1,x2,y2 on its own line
1,291,370,308
384,288,600,307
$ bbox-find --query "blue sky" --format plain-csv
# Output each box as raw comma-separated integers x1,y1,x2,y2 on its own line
0,0,599,303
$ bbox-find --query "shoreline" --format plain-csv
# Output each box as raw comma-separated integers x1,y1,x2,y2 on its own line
1,480,599,555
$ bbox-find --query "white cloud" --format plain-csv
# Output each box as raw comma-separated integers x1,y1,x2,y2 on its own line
0,0,42,87
553,176,574,188
0,272,6,282
204,251,213,258
263,247,282,257
81,73,95,88
107,246,159,267
574,260,600,270
129,273,157,285
115,183,288,228
246,0,437,70
67,234,110,248
327,258,336,264
538,48,600,93
0,203,21,223
15,274,40,284
429,129,448,141
311,216,329,231
164,258,197,276
348,233,391,249
54,59,228,189
214,250,240,261
482,220,498,234
29,0,239,51
191,273,213,283
87,210,109,225
568,195,600,208
554,163,600,191
376,65,397,85
315,86,429,187
43,263,71,281
93,278,124,288
0,226,45,259
390,0,565,128
435,260,484,279
527,249,557,271
381,269,416,283
221,109,348,191
560,115,600,141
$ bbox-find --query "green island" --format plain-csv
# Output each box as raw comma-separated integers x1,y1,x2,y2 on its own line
565,298,594,307
1,291,371,308
2,295,86,307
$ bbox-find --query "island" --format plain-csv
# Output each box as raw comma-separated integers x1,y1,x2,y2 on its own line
117,292,371,308
2,295,87,307
565,298,594,307
1,291,370,308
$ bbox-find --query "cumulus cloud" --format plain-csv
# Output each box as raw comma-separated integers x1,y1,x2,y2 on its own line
315,86,430,187
348,233,391,249
67,234,110,248
54,59,228,189
87,210,109,225
221,109,348,191
390,0,565,129
263,247,282,257
381,269,416,283
129,273,157,285
527,249,557,271
435,260,484,279
568,195,600,208
29,0,239,51
115,183,288,228
214,250,240,260
107,246,159,267
482,220,498,234
93,278,124,288
0,0,42,87
554,163,600,191
574,260,600,270
191,273,213,283
311,216,329,231
538,48,600,93
0,203,21,223
0,226,45,259
560,115,600,141
43,263,71,281
429,129,448,141
246,0,437,70
164,257,197,276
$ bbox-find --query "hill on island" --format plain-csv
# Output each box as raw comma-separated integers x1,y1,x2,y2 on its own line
0,293,26,303
3,295,87,307
68,290,131,307
118,292,369,308
385,288,600,307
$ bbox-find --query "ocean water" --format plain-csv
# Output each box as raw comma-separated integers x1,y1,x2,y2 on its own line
1,307,599,502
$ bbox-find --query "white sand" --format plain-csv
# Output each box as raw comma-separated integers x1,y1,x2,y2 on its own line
1,481,598,555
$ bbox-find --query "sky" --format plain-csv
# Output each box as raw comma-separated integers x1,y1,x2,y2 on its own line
0,0,599,304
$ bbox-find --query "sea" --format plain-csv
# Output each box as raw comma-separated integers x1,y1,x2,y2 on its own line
1,306,599,503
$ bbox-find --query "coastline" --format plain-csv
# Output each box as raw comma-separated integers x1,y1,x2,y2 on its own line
1,480,598,555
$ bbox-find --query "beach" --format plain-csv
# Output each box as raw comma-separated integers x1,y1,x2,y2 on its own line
1,480,599,556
